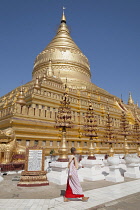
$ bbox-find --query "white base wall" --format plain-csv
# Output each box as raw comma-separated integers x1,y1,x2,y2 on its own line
47,161,68,185
81,159,105,181
124,163,140,179
105,165,124,183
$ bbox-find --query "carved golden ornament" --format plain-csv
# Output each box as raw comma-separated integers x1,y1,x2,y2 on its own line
3,100,8,108
78,130,82,139
58,131,68,160
88,140,95,157
109,144,114,157
24,87,28,93
2,96,6,102
98,95,101,102
12,97,17,105
9,92,13,99
124,138,129,155
42,74,47,82
16,87,26,106
101,105,105,115
34,76,40,90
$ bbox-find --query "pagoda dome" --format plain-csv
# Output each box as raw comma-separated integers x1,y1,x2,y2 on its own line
32,11,91,88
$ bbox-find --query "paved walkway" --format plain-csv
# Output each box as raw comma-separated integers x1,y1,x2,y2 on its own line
0,179,140,210
94,192,140,210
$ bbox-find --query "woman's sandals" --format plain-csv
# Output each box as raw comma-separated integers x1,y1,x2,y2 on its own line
64,197,70,202
82,197,89,202
64,196,89,202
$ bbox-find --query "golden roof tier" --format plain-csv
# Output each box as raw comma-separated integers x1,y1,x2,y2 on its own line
32,11,91,88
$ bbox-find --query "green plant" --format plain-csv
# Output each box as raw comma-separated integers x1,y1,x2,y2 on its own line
50,149,55,155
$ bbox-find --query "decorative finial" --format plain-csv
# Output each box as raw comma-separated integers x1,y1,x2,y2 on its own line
16,87,26,106
61,7,66,23
88,99,93,111
34,76,40,90
42,74,47,82
47,59,53,77
63,6,66,14
128,91,134,105
121,94,123,103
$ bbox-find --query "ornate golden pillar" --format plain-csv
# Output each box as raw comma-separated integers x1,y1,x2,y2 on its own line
58,128,68,161
124,138,129,155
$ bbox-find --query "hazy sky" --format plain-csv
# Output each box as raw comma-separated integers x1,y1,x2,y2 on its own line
0,0,140,104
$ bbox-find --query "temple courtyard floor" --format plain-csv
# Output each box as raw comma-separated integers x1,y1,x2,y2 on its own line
0,174,140,209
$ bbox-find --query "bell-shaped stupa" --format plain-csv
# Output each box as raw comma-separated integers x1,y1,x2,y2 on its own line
32,10,91,88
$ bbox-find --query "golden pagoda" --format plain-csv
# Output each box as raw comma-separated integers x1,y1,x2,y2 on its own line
0,11,140,164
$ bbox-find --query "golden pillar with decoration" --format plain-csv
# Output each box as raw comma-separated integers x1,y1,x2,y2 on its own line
57,127,68,161
108,143,115,157
56,84,72,162
124,138,129,155
84,99,98,160
88,137,96,159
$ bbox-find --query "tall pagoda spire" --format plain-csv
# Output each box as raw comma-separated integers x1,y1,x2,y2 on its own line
61,7,66,23
128,92,134,105
33,8,91,87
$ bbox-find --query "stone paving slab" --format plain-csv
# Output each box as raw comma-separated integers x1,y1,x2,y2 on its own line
0,174,135,199
0,179,140,210
90,192,140,210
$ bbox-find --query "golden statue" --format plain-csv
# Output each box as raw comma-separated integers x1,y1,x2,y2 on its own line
0,128,25,164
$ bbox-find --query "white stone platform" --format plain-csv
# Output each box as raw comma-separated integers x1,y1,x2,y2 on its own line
81,159,105,181
1,179,140,209
124,163,140,179
105,165,124,182
47,161,68,185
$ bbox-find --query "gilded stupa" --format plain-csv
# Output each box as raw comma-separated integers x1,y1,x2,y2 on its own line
33,11,91,88
0,10,140,164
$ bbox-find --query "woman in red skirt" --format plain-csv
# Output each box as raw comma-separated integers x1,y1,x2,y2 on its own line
64,147,89,202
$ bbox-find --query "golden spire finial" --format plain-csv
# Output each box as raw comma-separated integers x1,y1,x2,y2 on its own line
34,76,40,90
128,92,134,105
61,7,66,23
121,94,123,103
16,87,26,106
47,59,53,77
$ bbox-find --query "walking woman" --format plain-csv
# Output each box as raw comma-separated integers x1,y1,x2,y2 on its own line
64,147,89,202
